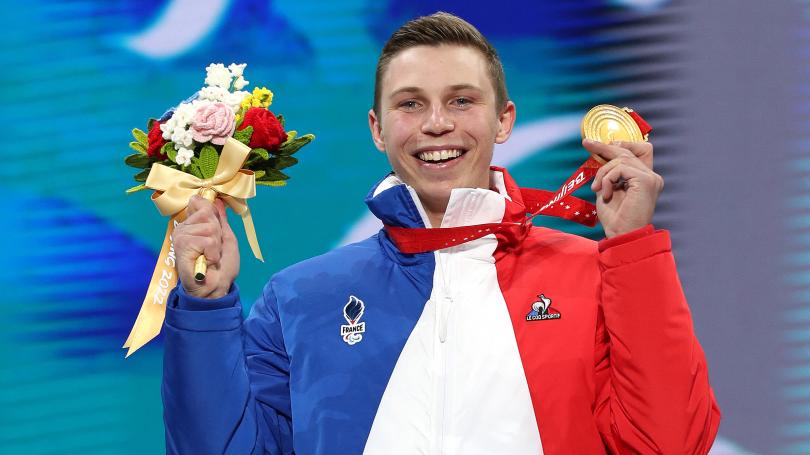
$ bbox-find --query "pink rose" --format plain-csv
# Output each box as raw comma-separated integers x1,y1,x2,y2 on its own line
190,102,235,145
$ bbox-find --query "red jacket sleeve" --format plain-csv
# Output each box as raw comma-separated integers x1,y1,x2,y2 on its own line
593,226,721,454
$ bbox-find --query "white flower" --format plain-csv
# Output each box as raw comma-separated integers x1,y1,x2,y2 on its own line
175,147,194,166
233,76,249,91
228,63,247,78
161,100,213,142
169,128,184,146
223,90,248,112
180,129,194,147
173,100,206,125
160,121,173,140
199,86,229,103
205,63,232,89
169,125,194,148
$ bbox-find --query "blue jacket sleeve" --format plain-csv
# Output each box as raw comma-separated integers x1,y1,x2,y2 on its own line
162,282,294,455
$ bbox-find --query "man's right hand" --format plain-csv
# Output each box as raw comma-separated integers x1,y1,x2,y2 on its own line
173,195,240,299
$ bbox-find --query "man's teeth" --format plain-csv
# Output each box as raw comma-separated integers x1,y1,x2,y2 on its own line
417,149,463,162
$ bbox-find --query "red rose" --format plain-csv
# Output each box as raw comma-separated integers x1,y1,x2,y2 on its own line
238,108,286,150
147,121,168,158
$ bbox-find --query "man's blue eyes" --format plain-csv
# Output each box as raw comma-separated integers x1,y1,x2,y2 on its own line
398,98,472,109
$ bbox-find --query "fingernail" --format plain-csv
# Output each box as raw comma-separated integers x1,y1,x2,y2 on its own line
583,138,594,144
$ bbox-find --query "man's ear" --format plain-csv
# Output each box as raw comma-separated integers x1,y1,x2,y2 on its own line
368,109,386,152
494,101,516,144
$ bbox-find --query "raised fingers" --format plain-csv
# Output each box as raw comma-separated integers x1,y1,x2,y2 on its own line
597,162,663,202
582,139,634,162
610,140,653,168
591,153,649,192
598,163,643,202
582,139,654,169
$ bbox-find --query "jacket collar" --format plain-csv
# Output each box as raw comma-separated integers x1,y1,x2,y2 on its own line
364,166,528,230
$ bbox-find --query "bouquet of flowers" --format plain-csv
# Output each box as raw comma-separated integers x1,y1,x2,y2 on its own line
123,63,314,356
125,63,312,192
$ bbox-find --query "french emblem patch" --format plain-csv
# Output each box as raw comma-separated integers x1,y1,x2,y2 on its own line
341,295,366,345
526,293,561,321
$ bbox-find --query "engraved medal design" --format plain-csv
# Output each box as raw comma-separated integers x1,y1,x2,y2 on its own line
581,104,647,163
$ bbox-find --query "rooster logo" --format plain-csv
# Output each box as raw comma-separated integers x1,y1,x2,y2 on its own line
526,293,561,321
341,295,366,345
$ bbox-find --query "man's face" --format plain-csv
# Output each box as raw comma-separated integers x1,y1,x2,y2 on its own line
369,45,515,208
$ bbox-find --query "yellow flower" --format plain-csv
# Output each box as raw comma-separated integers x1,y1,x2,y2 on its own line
249,87,273,108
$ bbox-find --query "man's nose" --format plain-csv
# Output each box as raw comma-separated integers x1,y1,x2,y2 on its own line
421,106,454,135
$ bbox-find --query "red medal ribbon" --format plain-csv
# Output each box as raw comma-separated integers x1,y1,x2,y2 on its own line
627,110,652,136
385,112,651,254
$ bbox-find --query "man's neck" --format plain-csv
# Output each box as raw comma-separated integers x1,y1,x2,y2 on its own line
426,211,444,229
420,196,448,228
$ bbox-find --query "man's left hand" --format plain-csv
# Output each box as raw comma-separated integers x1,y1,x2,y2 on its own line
582,139,664,238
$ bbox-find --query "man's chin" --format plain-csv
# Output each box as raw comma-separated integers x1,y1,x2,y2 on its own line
411,183,454,204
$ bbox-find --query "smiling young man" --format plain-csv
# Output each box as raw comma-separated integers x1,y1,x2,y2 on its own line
368,42,514,229
163,12,720,455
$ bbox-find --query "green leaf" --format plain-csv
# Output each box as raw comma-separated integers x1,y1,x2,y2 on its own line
276,114,285,128
198,144,219,179
190,161,204,179
284,130,297,143
129,141,147,154
132,128,148,146
256,180,287,187
125,184,146,194
271,155,298,170
125,153,154,169
233,126,253,145
244,148,270,167
253,170,265,179
165,144,178,163
276,133,314,156
259,168,289,181
147,118,157,131
134,168,150,182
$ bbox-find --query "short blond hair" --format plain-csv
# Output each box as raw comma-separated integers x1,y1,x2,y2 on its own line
373,12,509,116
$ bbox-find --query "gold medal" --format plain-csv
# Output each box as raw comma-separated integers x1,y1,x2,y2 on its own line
581,105,647,163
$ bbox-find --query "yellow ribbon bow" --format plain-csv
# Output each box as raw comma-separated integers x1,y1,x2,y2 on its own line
123,137,263,357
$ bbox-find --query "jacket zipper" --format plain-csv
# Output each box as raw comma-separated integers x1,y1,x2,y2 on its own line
432,249,454,454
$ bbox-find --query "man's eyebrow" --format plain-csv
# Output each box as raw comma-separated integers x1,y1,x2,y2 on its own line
388,84,483,99
448,84,482,92
388,86,422,98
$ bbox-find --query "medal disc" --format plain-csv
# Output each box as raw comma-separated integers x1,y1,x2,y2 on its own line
581,104,645,144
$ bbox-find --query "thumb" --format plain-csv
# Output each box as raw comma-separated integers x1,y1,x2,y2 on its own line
186,194,204,217
214,198,236,241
